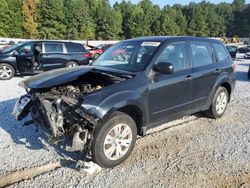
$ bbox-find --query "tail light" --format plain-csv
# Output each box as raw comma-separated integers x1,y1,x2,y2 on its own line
83,53,92,58
232,62,237,72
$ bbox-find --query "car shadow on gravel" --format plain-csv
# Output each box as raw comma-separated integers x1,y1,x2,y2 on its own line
0,98,85,163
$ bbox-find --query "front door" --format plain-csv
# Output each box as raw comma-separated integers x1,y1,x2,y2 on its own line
16,42,34,73
147,41,193,124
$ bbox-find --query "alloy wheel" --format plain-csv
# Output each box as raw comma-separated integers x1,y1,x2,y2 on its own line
68,63,78,68
0,65,12,79
103,123,133,160
215,92,227,114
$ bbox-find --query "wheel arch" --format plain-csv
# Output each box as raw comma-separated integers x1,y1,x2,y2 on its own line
66,60,79,65
117,105,144,136
205,76,232,109
99,103,146,136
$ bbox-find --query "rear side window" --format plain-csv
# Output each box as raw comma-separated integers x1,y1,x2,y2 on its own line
44,43,64,53
190,41,213,67
212,43,229,61
66,43,86,52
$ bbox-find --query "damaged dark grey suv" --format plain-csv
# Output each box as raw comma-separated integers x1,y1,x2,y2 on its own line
13,37,236,168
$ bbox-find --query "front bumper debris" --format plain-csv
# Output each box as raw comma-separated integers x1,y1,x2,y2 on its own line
12,92,98,157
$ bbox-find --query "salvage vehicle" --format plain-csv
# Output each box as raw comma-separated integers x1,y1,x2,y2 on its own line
0,41,90,80
13,36,236,168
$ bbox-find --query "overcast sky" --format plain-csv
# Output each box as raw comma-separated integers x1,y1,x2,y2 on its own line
109,0,250,7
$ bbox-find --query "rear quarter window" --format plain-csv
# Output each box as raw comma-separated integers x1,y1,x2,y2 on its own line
212,43,229,61
66,43,86,53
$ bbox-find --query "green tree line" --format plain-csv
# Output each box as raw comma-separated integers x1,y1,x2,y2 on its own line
0,0,249,40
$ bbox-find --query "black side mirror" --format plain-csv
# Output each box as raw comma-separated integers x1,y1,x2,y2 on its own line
13,51,19,56
154,62,174,74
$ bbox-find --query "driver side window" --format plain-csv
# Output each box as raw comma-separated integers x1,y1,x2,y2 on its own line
156,42,188,72
18,43,32,55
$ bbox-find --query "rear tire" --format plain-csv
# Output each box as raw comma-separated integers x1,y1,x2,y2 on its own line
205,86,229,119
0,63,15,80
91,111,137,168
66,61,79,68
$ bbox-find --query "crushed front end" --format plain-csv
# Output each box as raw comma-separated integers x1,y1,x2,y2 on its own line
13,84,100,154
12,68,131,157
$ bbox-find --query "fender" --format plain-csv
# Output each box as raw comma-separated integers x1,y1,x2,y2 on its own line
205,72,231,109
81,90,147,126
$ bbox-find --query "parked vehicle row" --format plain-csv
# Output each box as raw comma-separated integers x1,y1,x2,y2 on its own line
226,45,250,59
0,41,113,80
13,36,236,168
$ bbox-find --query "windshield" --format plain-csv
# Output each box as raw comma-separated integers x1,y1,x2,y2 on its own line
1,42,24,53
91,41,161,72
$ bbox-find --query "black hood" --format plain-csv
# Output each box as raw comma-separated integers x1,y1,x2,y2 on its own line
19,66,133,89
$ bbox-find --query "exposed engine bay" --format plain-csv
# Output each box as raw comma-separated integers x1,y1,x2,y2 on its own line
14,71,132,155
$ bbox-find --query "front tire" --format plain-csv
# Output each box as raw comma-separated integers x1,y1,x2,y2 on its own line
0,63,15,80
91,111,137,168
205,86,229,119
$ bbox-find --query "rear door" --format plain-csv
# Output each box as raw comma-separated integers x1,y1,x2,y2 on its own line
65,42,89,65
41,42,68,71
147,41,193,124
189,41,219,109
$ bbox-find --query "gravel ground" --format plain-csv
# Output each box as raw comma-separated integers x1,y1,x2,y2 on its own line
0,60,250,187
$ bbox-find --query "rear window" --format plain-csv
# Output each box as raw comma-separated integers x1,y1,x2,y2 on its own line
66,43,86,52
226,46,237,52
44,43,64,53
190,41,213,67
212,43,229,61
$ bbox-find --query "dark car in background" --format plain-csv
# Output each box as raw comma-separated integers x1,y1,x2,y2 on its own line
0,41,90,80
236,47,250,59
13,36,236,168
226,45,238,59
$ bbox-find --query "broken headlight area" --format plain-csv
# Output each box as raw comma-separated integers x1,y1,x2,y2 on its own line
28,84,102,153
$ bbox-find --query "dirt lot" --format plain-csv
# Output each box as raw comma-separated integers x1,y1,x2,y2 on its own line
0,60,250,187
